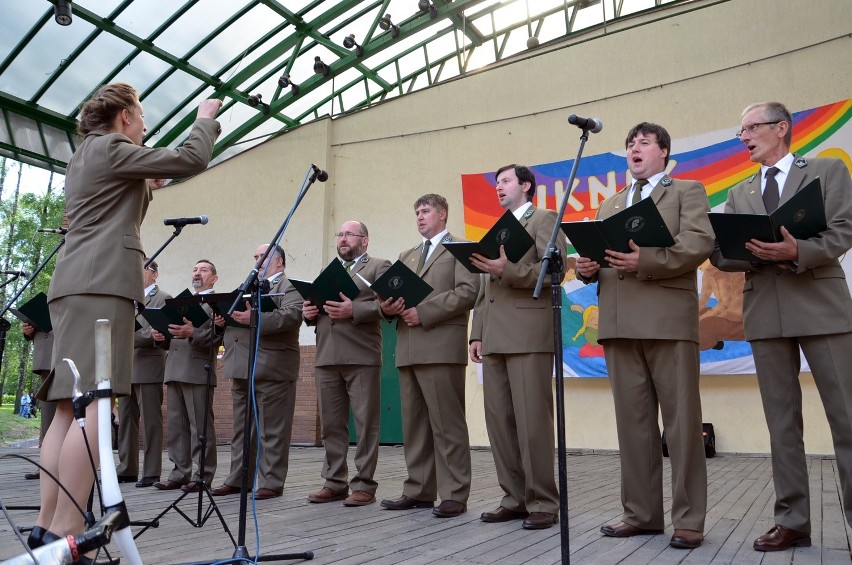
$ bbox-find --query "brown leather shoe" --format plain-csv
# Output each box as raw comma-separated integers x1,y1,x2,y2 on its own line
523,512,557,530
307,487,348,503
254,488,282,500
181,481,202,493
381,495,434,510
600,521,664,537
210,484,241,497
343,490,375,506
153,479,186,490
753,525,811,552
480,506,529,523
433,500,466,518
670,529,703,549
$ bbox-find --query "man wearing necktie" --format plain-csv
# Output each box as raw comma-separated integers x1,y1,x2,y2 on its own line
211,244,303,500
468,165,567,530
576,122,714,549
379,194,479,518
303,220,391,507
116,258,172,488
711,102,852,552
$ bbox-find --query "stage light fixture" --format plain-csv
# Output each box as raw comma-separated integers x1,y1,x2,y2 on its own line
313,56,330,77
247,93,270,115
278,74,300,95
527,36,540,48
55,0,73,26
343,34,364,57
379,14,400,38
418,0,437,18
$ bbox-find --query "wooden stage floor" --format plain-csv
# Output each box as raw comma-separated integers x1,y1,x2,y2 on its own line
1,445,850,564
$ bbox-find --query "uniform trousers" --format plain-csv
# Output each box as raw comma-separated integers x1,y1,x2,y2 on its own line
482,352,559,515
399,363,471,503
117,382,164,478
604,338,707,531
165,381,216,484
223,377,297,493
315,364,380,493
751,333,852,532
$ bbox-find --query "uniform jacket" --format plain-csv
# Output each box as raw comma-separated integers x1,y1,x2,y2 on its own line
711,156,852,340
587,177,714,343
222,274,303,381
48,118,220,305
132,285,172,384
394,233,479,367
310,254,392,367
163,301,223,386
471,206,566,354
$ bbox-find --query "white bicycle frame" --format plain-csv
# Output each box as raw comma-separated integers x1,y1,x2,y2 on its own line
2,320,143,565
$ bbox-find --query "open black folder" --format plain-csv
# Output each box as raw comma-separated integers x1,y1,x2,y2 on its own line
290,259,360,314
10,292,52,333
709,177,826,262
370,260,434,308
443,210,536,274
143,289,212,338
202,290,280,328
561,196,675,266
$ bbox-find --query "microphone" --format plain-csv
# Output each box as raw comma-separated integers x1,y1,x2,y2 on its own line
163,215,208,227
568,114,603,134
311,164,329,182
38,227,68,234
1,269,29,277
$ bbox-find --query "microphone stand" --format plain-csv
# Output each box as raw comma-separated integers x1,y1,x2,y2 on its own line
144,224,185,269
533,125,595,565
179,164,323,565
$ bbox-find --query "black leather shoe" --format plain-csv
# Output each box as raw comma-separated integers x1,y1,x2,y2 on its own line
136,476,158,488
381,495,434,510
480,506,529,522
117,475,137,484
433,500,466,518
24,471,40,480
523,512,557,530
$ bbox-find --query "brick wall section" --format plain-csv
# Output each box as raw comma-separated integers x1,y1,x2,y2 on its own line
158,344,320,452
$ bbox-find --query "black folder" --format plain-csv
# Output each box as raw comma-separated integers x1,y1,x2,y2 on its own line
443,210,536,274
709,177,826,262
207,290,279,328
159,289,213,328
290,259,360,314
10,292,52,333
561,196,675,266
370,260,434,308
140,306,191,339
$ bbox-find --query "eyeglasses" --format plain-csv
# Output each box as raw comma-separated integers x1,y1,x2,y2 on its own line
735,121,781,139
335,232,366,239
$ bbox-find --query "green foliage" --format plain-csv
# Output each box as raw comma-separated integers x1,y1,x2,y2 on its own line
0,157,65,406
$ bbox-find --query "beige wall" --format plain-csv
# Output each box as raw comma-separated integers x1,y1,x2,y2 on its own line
143,0,852,454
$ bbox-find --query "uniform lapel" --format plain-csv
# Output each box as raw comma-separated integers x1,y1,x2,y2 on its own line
743,173,765,213
781,157,808,206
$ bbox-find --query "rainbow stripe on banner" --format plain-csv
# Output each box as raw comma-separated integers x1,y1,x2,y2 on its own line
461,98,852,377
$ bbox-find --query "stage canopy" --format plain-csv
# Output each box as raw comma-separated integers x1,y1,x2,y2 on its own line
0,0,682,174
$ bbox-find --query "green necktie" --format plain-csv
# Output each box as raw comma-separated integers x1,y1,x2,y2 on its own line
631,179,649,206
416,240,432,275
344,260,355,272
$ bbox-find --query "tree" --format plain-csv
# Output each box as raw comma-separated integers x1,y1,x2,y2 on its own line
0,160,64,411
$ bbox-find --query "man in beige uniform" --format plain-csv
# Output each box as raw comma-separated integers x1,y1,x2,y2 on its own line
380,194,479,518
211,244,303,500
304,221,391,507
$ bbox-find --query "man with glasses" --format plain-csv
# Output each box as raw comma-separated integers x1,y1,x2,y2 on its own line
116,259,172,488
712,101,852,551
303,221,391,507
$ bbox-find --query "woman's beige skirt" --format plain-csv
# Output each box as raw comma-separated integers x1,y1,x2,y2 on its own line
39,294,135,401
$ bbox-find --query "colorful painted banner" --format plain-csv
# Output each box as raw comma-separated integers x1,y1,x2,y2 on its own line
461,98,852,377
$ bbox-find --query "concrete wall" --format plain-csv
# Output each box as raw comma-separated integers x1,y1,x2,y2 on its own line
142,0,852,454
